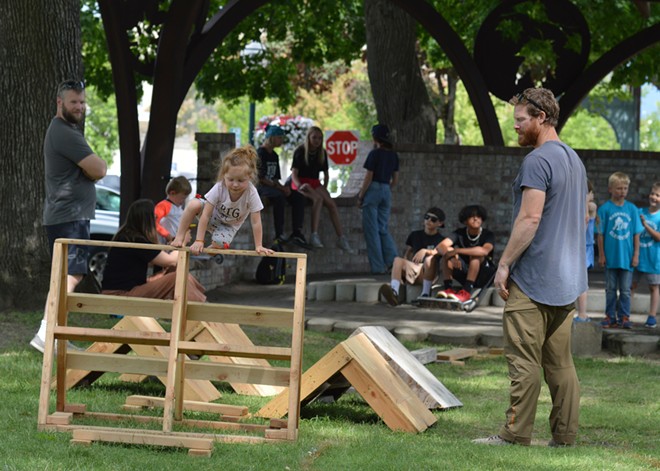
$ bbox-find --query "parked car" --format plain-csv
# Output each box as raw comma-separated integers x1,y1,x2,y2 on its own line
89,184,120,278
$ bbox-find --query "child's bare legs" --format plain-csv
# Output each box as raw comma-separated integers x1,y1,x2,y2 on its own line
171,199,202,247
298,186,323,233
576,291,589,319
317,187,344,237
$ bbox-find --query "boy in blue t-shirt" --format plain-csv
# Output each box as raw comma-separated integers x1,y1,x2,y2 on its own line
632,182,660,329
597,172,643,328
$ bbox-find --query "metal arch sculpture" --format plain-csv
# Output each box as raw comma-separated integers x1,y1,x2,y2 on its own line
387,0,503,146
557,23,660,132
97,0,660,209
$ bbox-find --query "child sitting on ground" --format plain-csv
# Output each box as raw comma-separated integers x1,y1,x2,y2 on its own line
436,205,495,303
155,175,192,244
378,207,446,306
171,146,273,256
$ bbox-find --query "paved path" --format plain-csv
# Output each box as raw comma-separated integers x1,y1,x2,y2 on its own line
206,272,659,357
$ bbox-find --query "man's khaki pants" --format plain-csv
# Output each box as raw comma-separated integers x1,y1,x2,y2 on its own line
498,282,580,446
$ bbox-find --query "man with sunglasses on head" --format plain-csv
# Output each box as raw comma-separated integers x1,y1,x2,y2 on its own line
30,80,107,353
379,207,446,306
473,88,587,447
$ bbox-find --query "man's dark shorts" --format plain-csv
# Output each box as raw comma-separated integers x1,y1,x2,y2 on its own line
45,220,90,276
453,258,496,288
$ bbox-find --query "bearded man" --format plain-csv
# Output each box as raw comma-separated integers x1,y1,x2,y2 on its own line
30,80,107,353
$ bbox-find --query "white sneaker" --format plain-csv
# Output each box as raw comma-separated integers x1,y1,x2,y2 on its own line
30,334,46,353
310,233,324,248
30,335,83,354
337,236,354,253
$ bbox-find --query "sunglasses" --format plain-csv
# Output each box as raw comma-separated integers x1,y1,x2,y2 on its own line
424,214,439,223
59,80,85,92
516,92,547,115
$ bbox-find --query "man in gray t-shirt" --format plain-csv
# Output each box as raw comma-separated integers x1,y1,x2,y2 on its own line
474,88,586,448
30,80,107,353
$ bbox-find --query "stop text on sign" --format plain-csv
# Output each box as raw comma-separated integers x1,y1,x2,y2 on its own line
325,130,359,165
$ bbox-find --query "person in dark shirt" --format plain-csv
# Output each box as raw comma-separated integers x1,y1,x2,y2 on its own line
378,207,446,306
357,124,400,274
436,205,495,303
102,199,206,302
257,124,306,245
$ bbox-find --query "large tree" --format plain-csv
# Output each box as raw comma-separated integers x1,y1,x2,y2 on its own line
0,0,83,310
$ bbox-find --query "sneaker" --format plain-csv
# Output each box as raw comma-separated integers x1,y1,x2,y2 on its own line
310,232,324,248
573,316,591,323
30,335,83,354
379,284,399,307
437,287,457,299
337,236,353,253
621,316,633,329
472,435,513,446
274,234,288,244
452,289,472,303
645,316,657,328
289,232,310,248
600,317,618,328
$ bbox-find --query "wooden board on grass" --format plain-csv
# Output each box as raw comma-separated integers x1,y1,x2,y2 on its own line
437,348,478,362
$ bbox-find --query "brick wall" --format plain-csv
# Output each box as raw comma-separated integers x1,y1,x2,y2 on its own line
194,133,660,289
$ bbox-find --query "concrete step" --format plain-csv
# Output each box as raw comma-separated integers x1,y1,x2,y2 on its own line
307,281,653,315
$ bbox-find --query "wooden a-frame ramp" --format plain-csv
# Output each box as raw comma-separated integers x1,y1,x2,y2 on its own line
38,239,306,457
56,316,283,402
257,328,460,433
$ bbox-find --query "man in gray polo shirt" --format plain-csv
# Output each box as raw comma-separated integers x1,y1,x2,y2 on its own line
30,80,107,353
474,88,587,447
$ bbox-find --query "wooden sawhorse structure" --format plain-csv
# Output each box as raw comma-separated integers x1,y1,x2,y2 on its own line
38,239,306,456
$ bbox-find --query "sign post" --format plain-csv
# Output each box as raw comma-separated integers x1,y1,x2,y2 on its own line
325,130,359,165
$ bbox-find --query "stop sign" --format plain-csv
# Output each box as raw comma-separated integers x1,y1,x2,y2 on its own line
325,130,359,165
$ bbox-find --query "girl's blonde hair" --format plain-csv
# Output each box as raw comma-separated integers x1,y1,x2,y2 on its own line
303,126,326,167
217,145,259,185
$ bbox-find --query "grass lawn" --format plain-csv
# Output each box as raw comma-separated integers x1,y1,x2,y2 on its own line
0,310,658,470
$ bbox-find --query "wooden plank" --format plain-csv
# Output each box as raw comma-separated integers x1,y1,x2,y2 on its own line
186,362,291,386
178,341,291,360
66,352,170,376
437,348,478,361
46,412,73,425
256,336,351,419
53,326,171,346
340,334,437,433
71,428,214,451
125,395,248,417
38,241,66,426
286,256,307,440
186,303,293,327
351,326,463,410
67,293,173,319
163,251,189,431
410,347,438,365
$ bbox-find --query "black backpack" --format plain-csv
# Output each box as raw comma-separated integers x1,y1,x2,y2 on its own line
255,242,285,285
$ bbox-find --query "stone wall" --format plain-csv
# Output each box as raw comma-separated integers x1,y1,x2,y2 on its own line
194,133,660,289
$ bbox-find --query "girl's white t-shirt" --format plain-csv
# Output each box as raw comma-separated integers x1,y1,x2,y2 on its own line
204,181,263,245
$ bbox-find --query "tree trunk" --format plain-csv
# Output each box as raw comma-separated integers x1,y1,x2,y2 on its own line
0,0,82,310
437,69,460,145
364,0,437,144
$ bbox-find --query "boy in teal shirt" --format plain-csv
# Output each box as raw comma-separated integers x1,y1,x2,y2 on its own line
632,182,660,328
597,172,643,328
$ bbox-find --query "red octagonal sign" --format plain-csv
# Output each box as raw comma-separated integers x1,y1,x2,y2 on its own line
326,130,359,165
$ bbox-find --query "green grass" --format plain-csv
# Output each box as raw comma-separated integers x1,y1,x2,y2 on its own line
0,313,659,470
